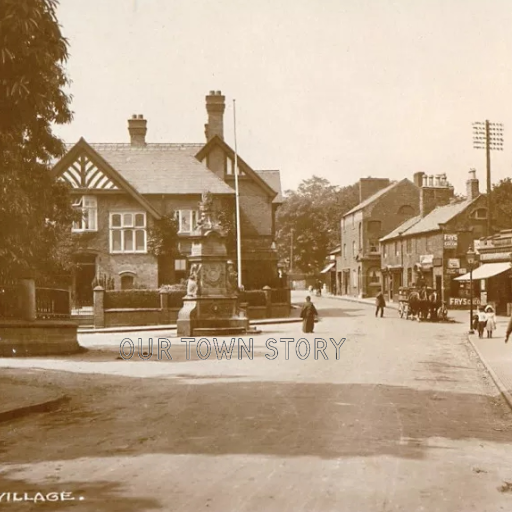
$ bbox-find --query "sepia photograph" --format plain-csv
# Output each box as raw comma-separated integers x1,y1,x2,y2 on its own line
1,0,512,510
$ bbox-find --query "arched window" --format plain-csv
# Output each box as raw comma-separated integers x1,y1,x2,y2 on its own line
120,274,135,290
367,267,381,285
398,205,414,216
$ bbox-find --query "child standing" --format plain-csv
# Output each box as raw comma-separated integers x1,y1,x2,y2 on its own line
477,306,487,338
485,305,496,338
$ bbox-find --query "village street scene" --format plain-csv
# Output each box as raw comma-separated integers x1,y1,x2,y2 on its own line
2,1,512,511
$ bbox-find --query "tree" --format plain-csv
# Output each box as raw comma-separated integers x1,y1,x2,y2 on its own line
0,0,75,281
491,178,512,230
276,176,359,274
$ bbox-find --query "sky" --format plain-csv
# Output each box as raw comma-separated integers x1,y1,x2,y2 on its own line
54,0,512,195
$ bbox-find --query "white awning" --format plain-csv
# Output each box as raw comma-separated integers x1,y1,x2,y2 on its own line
455,262,511,281
320,262,336,273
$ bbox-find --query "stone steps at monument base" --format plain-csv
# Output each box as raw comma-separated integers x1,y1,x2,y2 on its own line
193,327,247,336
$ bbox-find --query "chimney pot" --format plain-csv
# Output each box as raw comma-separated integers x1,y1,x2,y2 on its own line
132,114,137,119
216,90,222,95
209,90,215,95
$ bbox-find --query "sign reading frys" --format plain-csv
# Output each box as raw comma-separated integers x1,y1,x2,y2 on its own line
444,233,458,249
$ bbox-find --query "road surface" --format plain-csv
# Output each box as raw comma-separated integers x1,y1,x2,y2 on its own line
0,293,512,511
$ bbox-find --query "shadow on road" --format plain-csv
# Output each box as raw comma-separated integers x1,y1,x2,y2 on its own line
1,373,511,466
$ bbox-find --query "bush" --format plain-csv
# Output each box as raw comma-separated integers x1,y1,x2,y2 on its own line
105,290,160,309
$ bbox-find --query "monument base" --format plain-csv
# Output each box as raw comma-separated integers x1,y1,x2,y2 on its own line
177,296,249,337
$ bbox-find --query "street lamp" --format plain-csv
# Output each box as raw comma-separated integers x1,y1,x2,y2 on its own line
467,246,477,334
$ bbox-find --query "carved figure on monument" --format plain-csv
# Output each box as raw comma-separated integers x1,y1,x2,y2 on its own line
186,264,202,297
226,260,238,294
197,190,214,230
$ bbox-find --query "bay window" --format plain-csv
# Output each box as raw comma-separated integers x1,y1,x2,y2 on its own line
110,212,147,253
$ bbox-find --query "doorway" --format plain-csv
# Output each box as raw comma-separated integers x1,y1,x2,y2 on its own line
73,254,96,308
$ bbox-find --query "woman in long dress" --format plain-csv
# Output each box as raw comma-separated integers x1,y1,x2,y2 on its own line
301,296,318,333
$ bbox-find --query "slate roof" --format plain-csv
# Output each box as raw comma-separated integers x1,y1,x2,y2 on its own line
380,197,479,241
88,143,234,195
343,180,399,216
255,170,284,203
379,215,422,242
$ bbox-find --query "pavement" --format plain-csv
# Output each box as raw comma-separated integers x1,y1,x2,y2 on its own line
0,294,512,510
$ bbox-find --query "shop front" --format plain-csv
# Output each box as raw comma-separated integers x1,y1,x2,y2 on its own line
454,262,512,314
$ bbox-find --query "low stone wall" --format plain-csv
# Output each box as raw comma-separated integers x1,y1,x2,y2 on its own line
0,320,80,357
103,308,180,328
92,286,292,329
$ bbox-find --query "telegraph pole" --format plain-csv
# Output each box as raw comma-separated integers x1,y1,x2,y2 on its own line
473,120,504,236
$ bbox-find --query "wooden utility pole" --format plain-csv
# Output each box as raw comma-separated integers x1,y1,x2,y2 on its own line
473,120,504,236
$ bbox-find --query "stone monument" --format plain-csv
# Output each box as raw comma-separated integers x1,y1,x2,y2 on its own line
177,191,249,336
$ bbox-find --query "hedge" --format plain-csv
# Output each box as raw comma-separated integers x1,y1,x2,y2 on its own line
105,290,160,309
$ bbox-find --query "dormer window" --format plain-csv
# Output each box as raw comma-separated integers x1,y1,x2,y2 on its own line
72,195,97,232
226,157,244,176
472,208,487,219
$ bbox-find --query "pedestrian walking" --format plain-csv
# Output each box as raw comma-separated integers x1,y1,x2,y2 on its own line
477,306,487,338
485,305,496,338
505,314,512,343
300,296,318,333
375,289,386,318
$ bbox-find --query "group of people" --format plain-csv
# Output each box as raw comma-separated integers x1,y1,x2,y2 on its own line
474,305,497,338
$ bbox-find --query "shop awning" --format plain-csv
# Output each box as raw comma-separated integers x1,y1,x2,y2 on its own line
455,262,511,281
320,263,336,273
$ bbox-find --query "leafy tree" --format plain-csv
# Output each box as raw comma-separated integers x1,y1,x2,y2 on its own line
215,197,236,253
147,214,180,258
276,176,359,274
491,178,512,230
0,0,75,281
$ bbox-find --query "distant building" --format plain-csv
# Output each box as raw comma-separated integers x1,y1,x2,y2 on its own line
380,170,488,305
50,91,283,307
339,177,420,297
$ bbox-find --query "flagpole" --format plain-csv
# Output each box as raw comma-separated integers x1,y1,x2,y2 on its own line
233,99,243,289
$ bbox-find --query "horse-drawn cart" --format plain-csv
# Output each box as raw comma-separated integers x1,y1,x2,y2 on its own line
398,287,410,319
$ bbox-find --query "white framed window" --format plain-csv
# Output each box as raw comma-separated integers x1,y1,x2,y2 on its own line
72,195,97,232
175,259,187,271
176,210,199,234
110,212,147,253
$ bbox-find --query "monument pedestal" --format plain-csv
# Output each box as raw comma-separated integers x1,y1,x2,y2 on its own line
176,202,249,337
177,296,249,337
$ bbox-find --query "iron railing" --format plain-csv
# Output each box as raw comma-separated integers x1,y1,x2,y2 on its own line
36,288,71,319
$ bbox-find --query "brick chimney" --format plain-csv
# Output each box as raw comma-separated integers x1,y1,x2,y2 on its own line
419,173,454,217
128,114,147,146
466,169,480,201
413,172,425,187
359,178,390,202
204,90,225,141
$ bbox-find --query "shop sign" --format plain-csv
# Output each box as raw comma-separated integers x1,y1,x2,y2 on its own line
446,268,459,275
419,254,434,270
444,234,458,249
447,258,460,269
449,297,481,307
